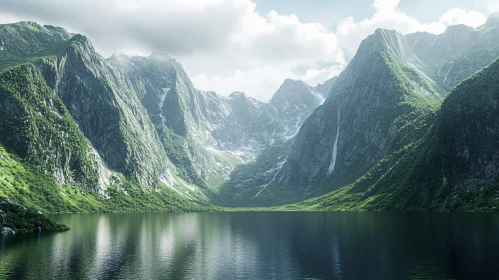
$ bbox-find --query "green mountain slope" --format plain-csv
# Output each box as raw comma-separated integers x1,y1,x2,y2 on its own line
0,64,101,189
258,14,499,207
243,29,441,205
0,22,210,212
292,57,499,211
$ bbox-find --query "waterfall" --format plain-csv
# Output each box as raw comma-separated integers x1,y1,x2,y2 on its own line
327,107,340,175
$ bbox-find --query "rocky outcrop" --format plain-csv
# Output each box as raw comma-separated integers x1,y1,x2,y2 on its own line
0,198,69,234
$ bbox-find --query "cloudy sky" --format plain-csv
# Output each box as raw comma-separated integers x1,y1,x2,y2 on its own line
0,0,497,100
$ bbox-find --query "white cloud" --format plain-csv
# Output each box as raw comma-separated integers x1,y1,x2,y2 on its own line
187,8,346,101
0,0,489,100
438,8,487,27
0,0,345,100
192,63,344,101
336,0,487,56
488,0,499,14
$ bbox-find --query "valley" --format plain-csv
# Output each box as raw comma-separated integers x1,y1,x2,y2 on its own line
1,15,499,214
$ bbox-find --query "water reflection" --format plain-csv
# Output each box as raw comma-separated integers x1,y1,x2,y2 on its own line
1,212,499,279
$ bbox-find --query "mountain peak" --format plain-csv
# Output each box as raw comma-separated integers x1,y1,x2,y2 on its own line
229,91,248,99
270,78,324,107
2,21,71,38
9,21,42,29
109,52,128,59
444,24,474,33
149,52,172,60
372,28,403,42
485,12,499,27
283,78,303,84
279,78,308,91
108,52,133,66
358,28,407,59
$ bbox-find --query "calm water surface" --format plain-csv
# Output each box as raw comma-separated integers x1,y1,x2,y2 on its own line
1,212,499,279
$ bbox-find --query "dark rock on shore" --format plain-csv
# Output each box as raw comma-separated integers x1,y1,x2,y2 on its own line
0,199,69,235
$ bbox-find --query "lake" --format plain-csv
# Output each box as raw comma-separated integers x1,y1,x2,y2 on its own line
1,212,499,279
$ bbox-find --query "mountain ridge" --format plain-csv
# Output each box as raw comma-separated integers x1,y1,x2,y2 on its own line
1,16,499,212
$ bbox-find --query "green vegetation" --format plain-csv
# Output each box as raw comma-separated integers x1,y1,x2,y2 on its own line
161,127,206,188
0,24,215,215
0,198,69,234
0,63,100,190
0,143,213,213
0,22,74,72
1,20,498,215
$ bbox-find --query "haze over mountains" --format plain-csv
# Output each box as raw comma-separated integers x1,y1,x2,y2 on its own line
0,14,498,211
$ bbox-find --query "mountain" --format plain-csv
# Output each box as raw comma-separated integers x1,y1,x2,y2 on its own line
107,52,326,196
0,21,326,211
242,29,441,204
1,16,499,212
0,22,208,211
295,56,499,211
241,14,499,205
405,16,499,91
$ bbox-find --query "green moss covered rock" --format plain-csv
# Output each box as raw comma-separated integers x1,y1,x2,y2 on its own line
0,198,69,234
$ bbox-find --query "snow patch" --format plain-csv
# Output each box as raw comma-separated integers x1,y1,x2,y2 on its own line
160,169,176,188
159,88,170,126
252,156,288,200
407,61,437,85
160,169,198,201
442,62,454,84
309,88,326,104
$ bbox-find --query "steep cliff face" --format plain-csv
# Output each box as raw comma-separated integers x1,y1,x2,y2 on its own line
108,52,327,195
262,30,437,203
33,36,171,190
270,79,326,137
109,53,231,141
436,57,499,197
0,22,205,204
214,82,323,151
0,64,105,190
297,57,499,211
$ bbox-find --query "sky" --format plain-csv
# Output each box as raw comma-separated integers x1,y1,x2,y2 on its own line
0,0,497,101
